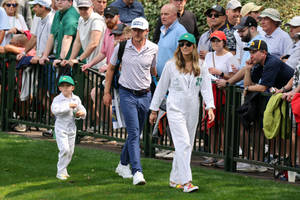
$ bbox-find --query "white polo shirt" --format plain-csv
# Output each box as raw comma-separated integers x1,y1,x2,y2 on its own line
110,39,158,90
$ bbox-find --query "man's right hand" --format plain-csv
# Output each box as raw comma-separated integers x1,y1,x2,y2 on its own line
103,93,112,106
39,56,49,65
81,63,92,71
216,79,227,88
199,50,208,60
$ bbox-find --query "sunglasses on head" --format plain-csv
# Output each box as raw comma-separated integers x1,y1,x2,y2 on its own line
207,13,223,18
5,3,18,7
179,41,193,47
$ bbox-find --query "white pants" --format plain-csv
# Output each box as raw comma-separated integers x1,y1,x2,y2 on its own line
167,110,198,185
55,130,76,176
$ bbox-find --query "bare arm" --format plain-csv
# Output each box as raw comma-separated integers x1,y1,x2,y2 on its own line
103,63,116,106
60,35,73,59
41,34,54,58
69,31,82,60
0,30,4,44
78,30,102,60
24,35,37,53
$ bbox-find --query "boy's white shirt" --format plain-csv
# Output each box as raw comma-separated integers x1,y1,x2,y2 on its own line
51,92,86,134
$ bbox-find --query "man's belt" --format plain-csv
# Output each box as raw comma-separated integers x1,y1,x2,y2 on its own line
119,85,150,96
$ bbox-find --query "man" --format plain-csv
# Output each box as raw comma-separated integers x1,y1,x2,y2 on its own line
197,5,235,59
109,0,144,25
61,0,106,69
283,16,300,69
81,6,120,72
225,0,241,28
39,0,79,65
16,0,54,63
243,40,294,93
216,16,264,88
92,0,106,15
156,3,187,77
240,2,264,35
103,17,158,185
153,0,199,43
259,8,293,59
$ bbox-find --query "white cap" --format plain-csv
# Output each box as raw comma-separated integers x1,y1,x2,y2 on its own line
226,0,242,10
286,16,300,27
130,17,149,30
28,0,51,8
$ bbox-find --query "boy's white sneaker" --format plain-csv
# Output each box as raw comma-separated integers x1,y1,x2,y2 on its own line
115,162,133,178
56,174,68,180
133,171,146,185
183,183,199,193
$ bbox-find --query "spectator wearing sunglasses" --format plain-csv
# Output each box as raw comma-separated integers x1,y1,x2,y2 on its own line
197,4,235,60
1,0,28,46
150,33,215,193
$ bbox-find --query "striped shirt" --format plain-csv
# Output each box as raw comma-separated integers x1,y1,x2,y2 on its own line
110,39,158,90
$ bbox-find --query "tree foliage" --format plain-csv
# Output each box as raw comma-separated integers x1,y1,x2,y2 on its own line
107,0,300,40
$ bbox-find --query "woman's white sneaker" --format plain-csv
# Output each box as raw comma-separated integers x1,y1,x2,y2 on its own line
133,171,146,185
115,162,133,178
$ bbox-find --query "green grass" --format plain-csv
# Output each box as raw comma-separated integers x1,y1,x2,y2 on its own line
0,133,299,200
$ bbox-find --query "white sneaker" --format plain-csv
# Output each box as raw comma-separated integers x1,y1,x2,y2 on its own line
56,174,68,180
115,162,133,178
183,183,198,193
163,151,175,160
236,162,256,172
133,171,146,185
155,149,172,158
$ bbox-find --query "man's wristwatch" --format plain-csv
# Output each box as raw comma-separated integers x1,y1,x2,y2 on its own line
220,72,224,78
225,81,229,86
245,86,249,91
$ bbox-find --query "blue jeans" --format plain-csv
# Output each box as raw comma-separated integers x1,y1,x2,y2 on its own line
119,87,151,175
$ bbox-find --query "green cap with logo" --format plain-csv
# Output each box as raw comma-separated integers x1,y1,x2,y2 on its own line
58,76,75,86
178,33,196,44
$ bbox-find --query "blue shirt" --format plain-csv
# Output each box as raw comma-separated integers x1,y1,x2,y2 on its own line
110,0,144,25
0,7,10,30
251,54,294,89
263,27,293,59
157,20,187,77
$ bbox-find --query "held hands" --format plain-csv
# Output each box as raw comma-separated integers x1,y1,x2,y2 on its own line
82,63,92,72
282,91,295,102
30,56,40,64
216,79,226,88
39,56,49,65
149,111,158,125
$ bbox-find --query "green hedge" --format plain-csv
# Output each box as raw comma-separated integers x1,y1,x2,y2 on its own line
107,0,300,40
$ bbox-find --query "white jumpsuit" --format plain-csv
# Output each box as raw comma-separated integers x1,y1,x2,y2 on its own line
51,93,86,176
150,59,215,185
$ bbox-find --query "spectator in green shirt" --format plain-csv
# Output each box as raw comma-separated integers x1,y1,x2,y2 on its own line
39,0,79,66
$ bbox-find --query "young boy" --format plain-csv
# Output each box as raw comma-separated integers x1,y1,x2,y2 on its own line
51,75,86,180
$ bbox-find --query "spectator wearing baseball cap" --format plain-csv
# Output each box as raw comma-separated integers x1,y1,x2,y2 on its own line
243,39,294,94
282,16,300,69
259,8,293,59
240,2,265,36
226,0,242,27
104,5,118,18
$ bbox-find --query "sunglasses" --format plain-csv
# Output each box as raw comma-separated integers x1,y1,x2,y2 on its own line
5,3,18,7
179,41,193,47
207,13,223,18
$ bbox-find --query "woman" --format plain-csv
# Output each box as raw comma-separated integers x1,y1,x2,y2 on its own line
1,0,28,46
149,33,215,193
204,30,238,79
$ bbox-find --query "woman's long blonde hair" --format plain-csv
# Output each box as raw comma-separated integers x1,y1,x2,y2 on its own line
174,44,200,76
1,0,19,18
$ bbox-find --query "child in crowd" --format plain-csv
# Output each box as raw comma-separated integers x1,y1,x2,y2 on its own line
0,33,34,55
51,76,86,180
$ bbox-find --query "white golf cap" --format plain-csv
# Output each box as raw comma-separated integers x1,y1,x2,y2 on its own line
259,8,281,22
286,16,300,27
226,0,242,10
28,0,51,8
131,17,149,30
